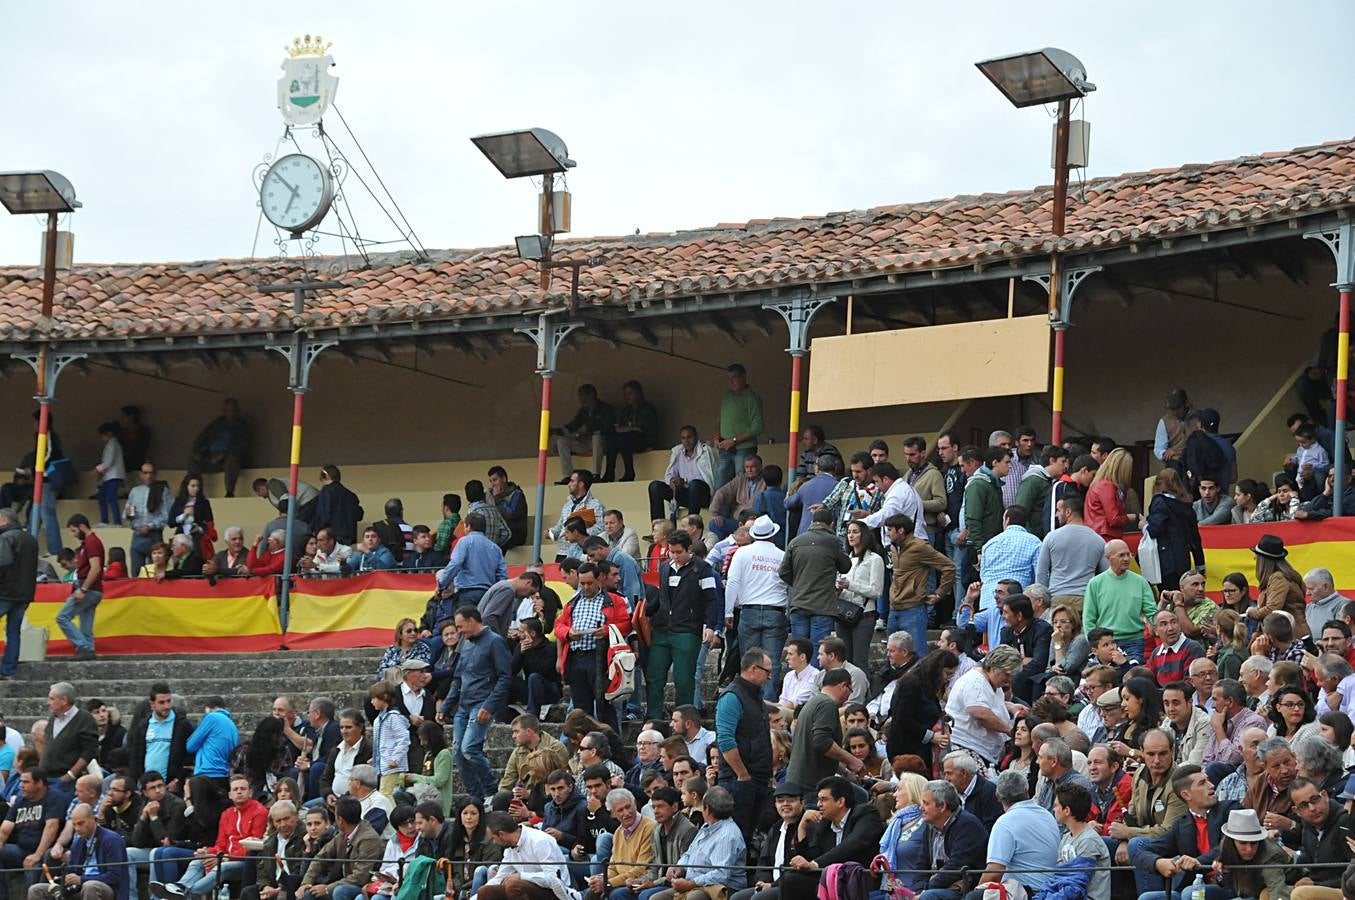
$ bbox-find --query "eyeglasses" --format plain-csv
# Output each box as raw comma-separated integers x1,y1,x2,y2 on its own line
1295,794,1326,809
754,665,773,676
1277,701,1306,710
636,739,658,746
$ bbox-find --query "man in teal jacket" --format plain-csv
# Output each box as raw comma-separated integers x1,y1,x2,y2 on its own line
186,697,238,788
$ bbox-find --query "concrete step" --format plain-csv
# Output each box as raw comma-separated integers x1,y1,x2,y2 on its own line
14,651,385,682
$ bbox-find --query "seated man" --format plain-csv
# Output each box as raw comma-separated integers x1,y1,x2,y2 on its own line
1147,610,1205,687
777,776,883,900
149,775,266,899
298,528,352,578
297,797,382,900
204,526,250,577
904,778,986,900
127,772,185,900
345,527,396,573
403,525,448,571
0,769,64,893
586,789,654,900
481,810,575,900
726,785,805,900
964,770,1060,900
999,592,1053,703
241,800,306,900
640,786,745,900
554,384,615,484
162,535,203,580
940,751,1002,832
188,398,248,497
29,803,126,900
708,455,766,541
1128,765,1231,900
245,530,288,577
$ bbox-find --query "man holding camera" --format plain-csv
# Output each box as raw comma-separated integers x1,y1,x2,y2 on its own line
30,803,127,900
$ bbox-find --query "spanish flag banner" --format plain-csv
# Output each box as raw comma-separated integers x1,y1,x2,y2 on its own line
22,577,282,656
284,565,574,649
1125,518,1355,593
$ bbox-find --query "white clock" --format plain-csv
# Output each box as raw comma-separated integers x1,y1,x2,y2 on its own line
259,153,333,234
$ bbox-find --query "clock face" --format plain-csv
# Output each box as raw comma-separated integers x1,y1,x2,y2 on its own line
260,153,333,233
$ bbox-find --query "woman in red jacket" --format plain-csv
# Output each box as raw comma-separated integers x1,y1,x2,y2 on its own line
1084,448,1142,538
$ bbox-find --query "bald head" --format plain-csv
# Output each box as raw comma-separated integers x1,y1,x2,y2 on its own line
1105,539,1132,574
70,802,97,838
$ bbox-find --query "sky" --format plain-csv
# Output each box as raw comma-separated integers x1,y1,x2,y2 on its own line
1,2,1353,266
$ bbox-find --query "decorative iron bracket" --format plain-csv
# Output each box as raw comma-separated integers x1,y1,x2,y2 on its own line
516,312,583,376
1305,223,1355,290
268,339,336,393
1023,265,1101,327
14,352,87,403
763,294,838,355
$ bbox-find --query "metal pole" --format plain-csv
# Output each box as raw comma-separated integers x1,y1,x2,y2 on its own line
287,391,304,497
1336,288,1350,516
30,212,59,539
532,373,553,563
787,352,804,477
540,173,554,292
1048,99,1072,446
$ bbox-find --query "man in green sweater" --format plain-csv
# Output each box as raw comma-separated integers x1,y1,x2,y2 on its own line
1082,539,1156,664
962,446,1009,553
712,363,763,490
785,668,861,801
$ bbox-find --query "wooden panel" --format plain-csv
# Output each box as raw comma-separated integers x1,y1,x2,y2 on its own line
807,315,1051,412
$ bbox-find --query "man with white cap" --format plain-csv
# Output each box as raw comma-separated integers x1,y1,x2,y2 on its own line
724,515,788,700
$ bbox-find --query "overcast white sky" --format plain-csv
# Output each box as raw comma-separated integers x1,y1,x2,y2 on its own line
2,2,1352,266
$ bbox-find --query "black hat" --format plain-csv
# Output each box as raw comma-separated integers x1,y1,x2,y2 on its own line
773,783,802,798
1251,534,1287,559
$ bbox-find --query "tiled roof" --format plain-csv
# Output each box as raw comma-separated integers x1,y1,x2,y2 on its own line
3,137,1354,343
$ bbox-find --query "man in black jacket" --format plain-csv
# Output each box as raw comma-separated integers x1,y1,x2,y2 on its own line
128,684,195,789
1129,765,1233,896
940,752,1003,832
998,593,1053,703
414,801,454,860
728,784,806,900
0,507,38,679
41,682,100,791
1288,776,1352,891
317,712,371,808
645,532,719,718
312,466,363,546
912,779,988,900
127,772,187,900
242,800,307,900
779,776,885,900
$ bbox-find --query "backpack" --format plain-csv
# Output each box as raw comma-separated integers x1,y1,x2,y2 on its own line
605,622,637,702
819,861,876,900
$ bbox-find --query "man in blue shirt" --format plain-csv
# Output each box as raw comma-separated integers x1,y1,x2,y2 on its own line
582,536,643,608
56,803,129,900
966,770,1061,898
186,698,238,789
346,527,396,573
439,606,511,803
435,512,507,606
784,454,841,537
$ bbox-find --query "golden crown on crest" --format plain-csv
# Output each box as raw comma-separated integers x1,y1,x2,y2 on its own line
285,34,333,58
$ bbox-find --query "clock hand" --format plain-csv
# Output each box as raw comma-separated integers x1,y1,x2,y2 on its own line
275,174,298,193
283,192,297,216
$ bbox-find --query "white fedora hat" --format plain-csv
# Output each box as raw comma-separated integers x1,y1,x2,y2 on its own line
749,515,781,541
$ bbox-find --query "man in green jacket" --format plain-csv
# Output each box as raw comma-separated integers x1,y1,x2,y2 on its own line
962,446,1009,554
780,508,851,651
1013,446,1068,539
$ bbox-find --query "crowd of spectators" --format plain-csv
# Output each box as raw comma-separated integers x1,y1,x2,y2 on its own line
2,375,1355,900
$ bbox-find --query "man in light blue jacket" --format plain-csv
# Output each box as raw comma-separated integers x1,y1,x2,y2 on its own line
186,698,238,788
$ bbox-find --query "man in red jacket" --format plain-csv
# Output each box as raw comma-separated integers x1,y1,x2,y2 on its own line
554,561,632,730
149,775,266,898
246,531,287,577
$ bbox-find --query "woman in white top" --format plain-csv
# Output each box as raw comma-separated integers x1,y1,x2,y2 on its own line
836,520,885,672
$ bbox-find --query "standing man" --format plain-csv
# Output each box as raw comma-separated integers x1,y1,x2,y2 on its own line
1014,446,1068,538
0,507,38,679
1083,539,1157,663
555,562,631,729
312,464,363,547
186,697,238,789
884,513,953,656
820,452,881,546
441,606,511,805
435,512,508,607
785,669,860,798
553,384,615,483
124,462,172,577
902,437,947,541
977,507,1041,615
723,516,787,699
785,455,841,537
646,533,718,719
60,515,104,661
780,509,850,651
1035,495,1107,618
649,426,716,524
128,682,193,788
712,363,764,490
962,447,1009,554
544,470,607,563
713,649,773,841
1154,388,1192,476
935,432,966,623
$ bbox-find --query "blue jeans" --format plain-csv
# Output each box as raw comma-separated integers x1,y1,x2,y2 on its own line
452,707,494,799
0,600,27,676
97,479,124,525
524,672,563,717
716,446,757,492
1140,889,1231,900
126,846,152,900
789,611,833,650
56,589,101,653
876,567,891,619
1127,836,1156,895
34,487,62,556
471,866,491,896
738,606,788,699
177,858,244,895
150,846,195,883
887,607,929,659
329,886,363,900
1120,637,1146,664
918,891,964,900
694,640,712,712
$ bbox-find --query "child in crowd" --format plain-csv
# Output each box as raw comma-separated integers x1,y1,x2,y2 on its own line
369,682,410,799
93,422,126,526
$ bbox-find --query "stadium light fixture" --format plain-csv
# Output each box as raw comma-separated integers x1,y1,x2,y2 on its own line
975,47,1095,108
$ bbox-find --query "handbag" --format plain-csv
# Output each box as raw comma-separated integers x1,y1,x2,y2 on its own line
1137,526,1162,584
835,597,865,626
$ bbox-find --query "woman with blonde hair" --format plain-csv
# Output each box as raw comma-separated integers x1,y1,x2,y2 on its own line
374,617,432,683
1085,448,1142,538
876,772,933,895
645,520,674,573
1144,467,1204,589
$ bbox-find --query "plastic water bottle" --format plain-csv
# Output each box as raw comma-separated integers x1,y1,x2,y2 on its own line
1185,873,1206,900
